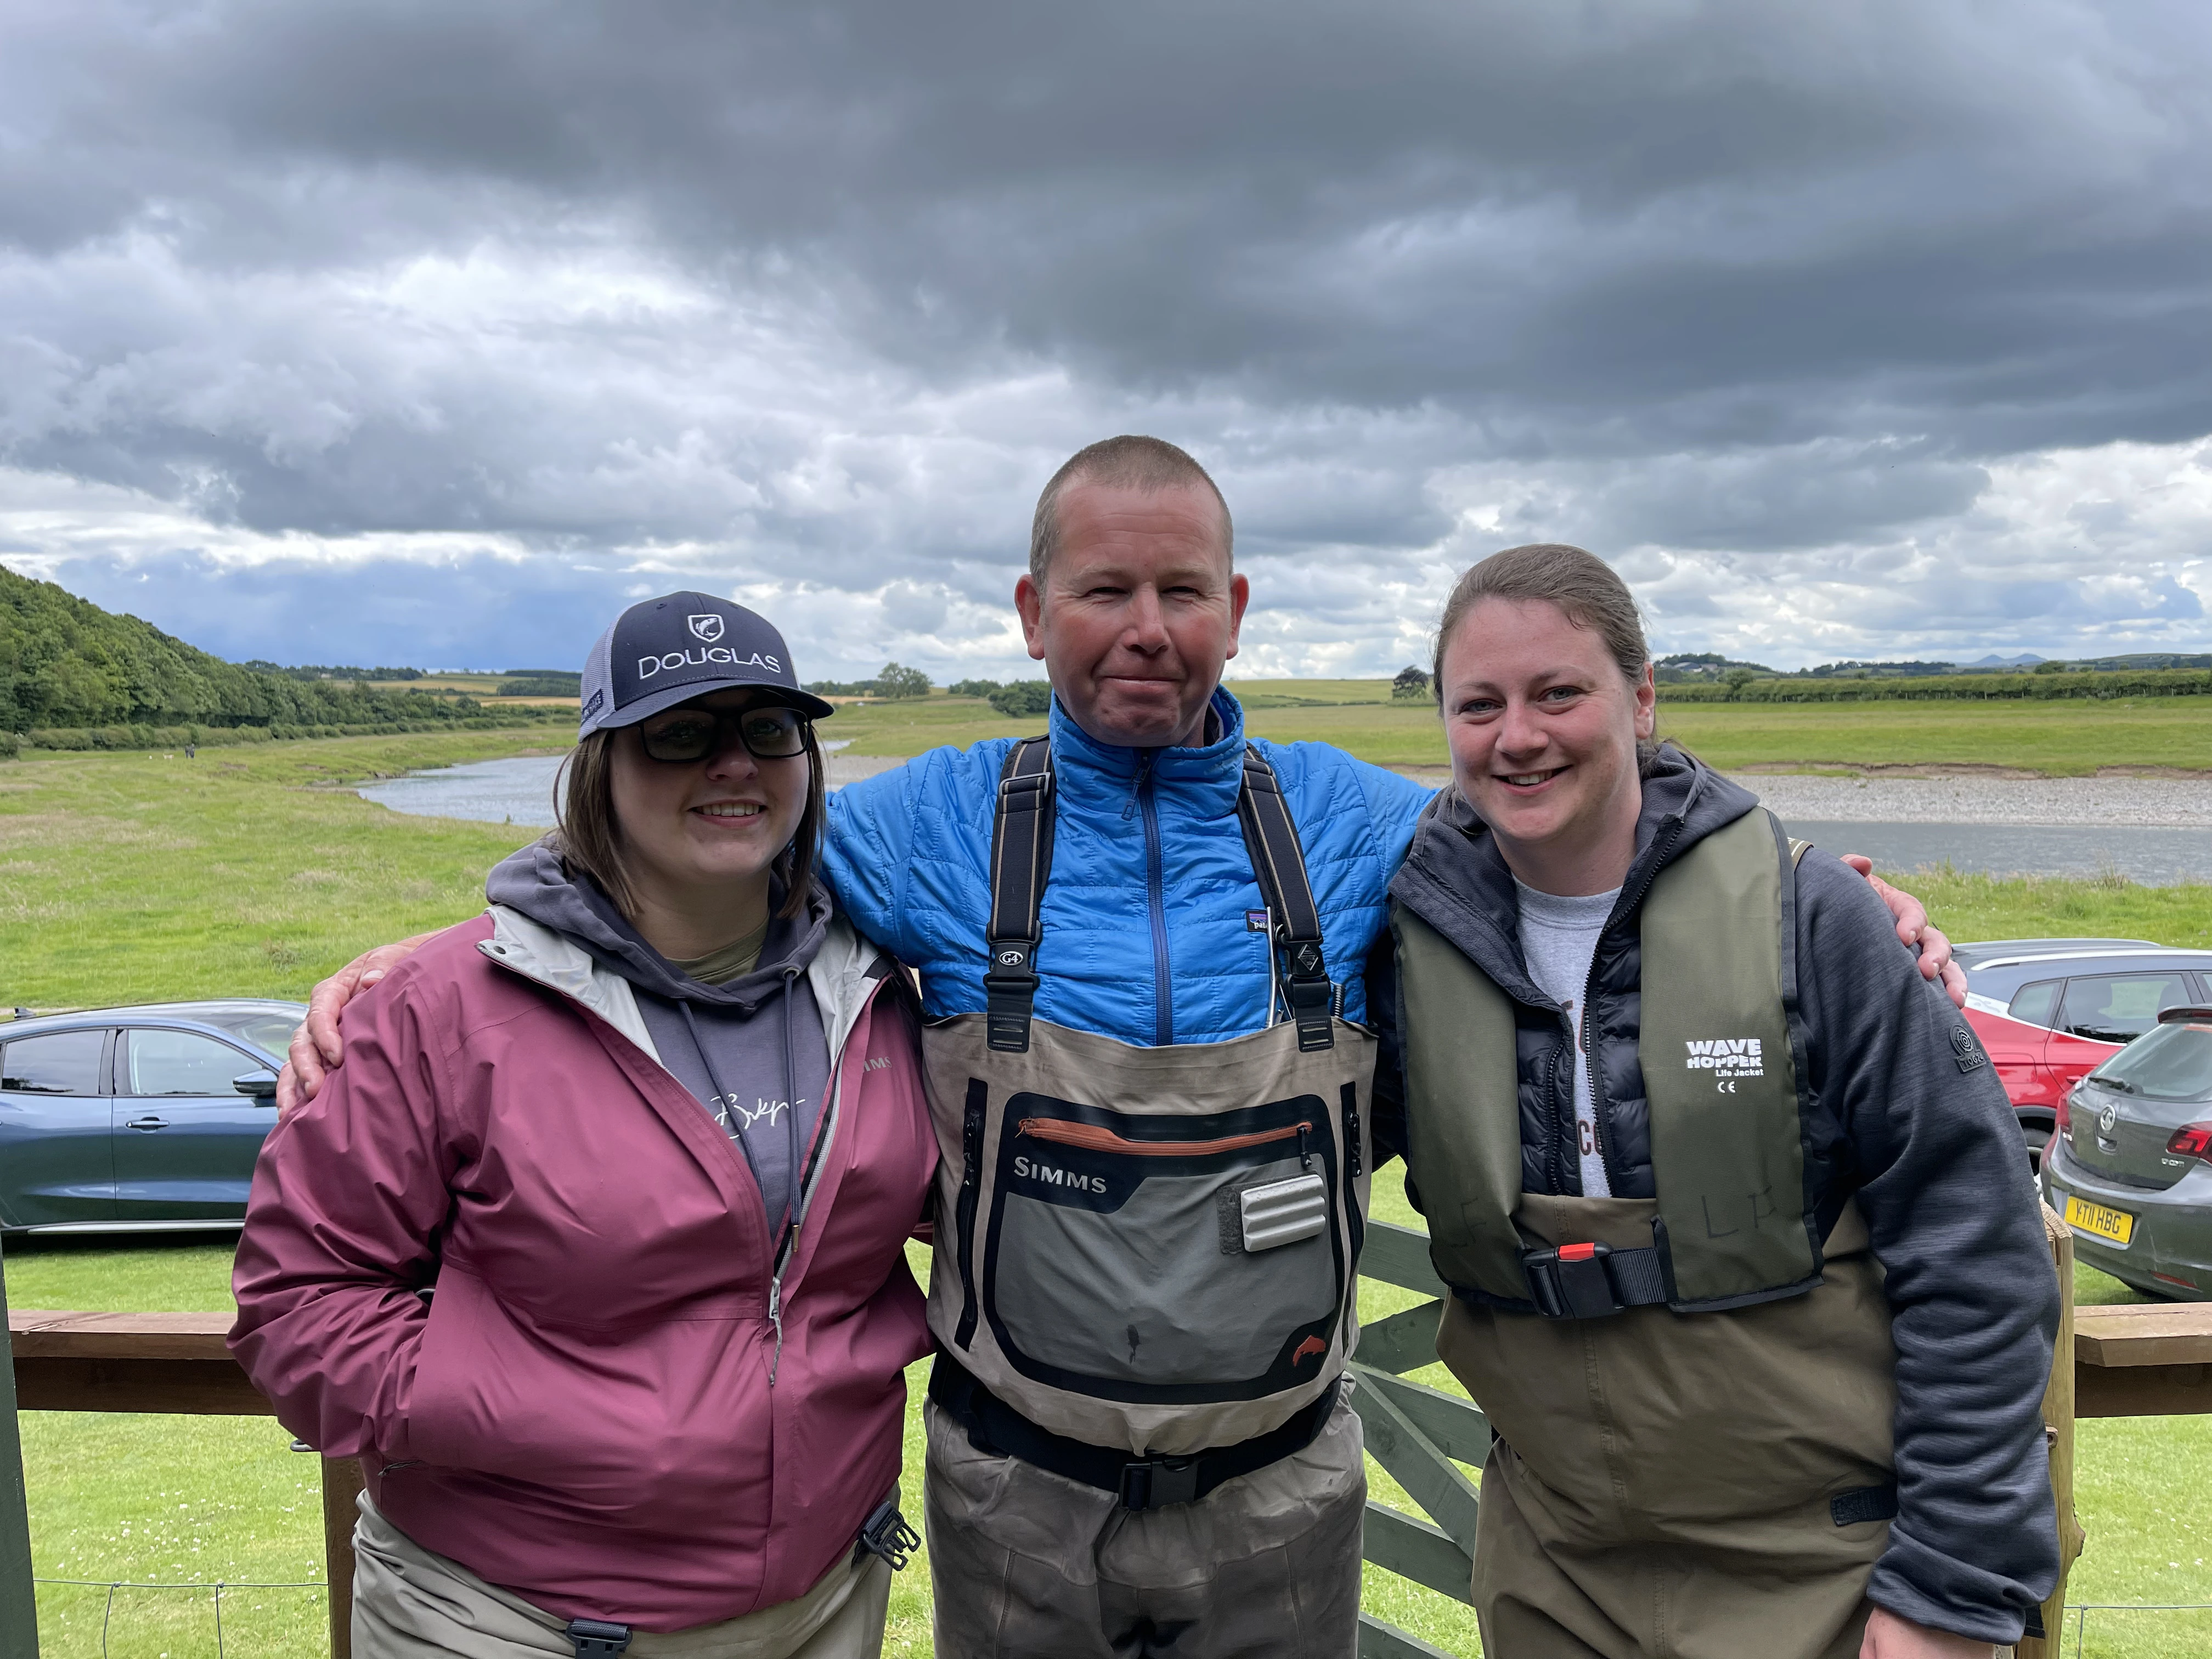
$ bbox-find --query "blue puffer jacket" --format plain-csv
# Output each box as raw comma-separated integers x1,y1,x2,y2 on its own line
824,688,1435,1045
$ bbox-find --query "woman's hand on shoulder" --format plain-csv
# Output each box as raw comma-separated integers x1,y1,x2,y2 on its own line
1839,855,1967,1011
278,934,437,1113
1859,1605,2002,1658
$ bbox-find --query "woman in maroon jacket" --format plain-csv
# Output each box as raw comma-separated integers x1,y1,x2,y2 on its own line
230,594,936,1659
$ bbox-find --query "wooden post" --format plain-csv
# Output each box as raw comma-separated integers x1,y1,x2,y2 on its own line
0,1243,41,1659
2018,1205,2083,1659
321,1456,364,1659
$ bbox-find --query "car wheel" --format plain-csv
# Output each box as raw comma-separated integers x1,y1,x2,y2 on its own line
2022,1121,2052,1173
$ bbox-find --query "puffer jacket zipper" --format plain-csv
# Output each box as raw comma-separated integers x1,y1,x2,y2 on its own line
1584,815,1687,1195
1136,754,1175,1045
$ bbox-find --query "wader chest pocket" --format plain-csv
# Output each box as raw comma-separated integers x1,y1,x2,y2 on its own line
1237,1174,1327,1252
980,1091,1348,1404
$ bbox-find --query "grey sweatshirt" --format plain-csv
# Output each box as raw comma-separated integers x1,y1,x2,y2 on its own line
1376,749,2062,1645
486,840,831,1239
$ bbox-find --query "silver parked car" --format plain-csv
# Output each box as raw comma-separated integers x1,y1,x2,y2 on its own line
0,1000,303,1233
2041,1004,2212,1301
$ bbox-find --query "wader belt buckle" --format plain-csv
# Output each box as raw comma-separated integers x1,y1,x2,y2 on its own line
855,1498,921,1570
1119,1454,1200,1511
1521,1241,1671,1318
1521,1242,1624,1319
564,1620,633,1658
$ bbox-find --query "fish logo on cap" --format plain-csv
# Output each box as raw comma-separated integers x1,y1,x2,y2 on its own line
688,614,725,643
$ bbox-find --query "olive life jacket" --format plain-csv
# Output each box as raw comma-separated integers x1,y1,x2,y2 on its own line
1393,805,1826,1316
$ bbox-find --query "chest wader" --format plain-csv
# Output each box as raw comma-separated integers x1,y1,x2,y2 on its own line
924,738,1377,1505
1399,811,1903,1659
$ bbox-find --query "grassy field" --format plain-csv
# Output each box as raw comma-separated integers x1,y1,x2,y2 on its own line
0,730,549,1010
818,682,2212,776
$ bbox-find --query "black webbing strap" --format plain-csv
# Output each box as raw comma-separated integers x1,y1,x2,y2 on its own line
928,1351,1337,1510
983,736,1054,1052
982,739,1333,1053
1235,748,1334,1052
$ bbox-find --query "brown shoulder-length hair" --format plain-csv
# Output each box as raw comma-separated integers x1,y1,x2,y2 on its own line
1431,542,1669,774
546,720,828,921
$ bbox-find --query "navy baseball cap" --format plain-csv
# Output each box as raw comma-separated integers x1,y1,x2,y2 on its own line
577,591,834,738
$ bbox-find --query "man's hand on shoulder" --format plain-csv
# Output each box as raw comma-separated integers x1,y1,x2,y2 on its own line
1841,854,1966,1011
1859,1605,2001,1658
277,933,437,1113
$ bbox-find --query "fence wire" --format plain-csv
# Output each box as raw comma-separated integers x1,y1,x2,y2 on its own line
32,1578,323,1659
2065,1601,2212,1656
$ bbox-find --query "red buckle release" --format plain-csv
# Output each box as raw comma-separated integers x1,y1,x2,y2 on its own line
1556,1242,1599,1262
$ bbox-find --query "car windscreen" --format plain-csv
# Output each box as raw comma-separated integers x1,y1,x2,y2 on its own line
2057,973,2198,1044
2091,1020,2212,1102
203,1011,301,1057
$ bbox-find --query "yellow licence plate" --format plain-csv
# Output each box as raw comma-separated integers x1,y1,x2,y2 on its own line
2066,1194,2136,1245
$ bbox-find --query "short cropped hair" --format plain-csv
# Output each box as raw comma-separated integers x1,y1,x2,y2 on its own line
1029,435,1233,585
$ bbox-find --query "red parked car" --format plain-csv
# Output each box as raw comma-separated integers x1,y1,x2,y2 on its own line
1959,940,2212,1168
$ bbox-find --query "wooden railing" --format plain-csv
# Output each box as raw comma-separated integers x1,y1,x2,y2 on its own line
3,1222,2209,1657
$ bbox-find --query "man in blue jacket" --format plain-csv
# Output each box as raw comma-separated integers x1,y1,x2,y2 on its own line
286,435,1957,1658
828,437,1431,1656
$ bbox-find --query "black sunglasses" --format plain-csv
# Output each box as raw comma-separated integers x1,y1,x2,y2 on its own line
635,704,811,764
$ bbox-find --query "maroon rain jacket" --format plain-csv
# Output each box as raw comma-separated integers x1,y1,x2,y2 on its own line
229,906,934,1630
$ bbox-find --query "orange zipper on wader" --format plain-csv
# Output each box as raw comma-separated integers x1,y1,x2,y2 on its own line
1016,1119,1313,1157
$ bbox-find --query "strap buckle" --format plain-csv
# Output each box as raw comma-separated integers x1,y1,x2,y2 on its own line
1284,975,1335,1053
983,939,1039,1053
1520,1242,1624,1319
1119,1454,1200,1510
855,1498,922,1570
565,1621,633,1658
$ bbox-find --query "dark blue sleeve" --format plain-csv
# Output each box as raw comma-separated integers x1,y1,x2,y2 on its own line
1796,851,2060,1644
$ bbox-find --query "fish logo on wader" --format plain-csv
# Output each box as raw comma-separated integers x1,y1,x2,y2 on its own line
1293,1336,1329,1365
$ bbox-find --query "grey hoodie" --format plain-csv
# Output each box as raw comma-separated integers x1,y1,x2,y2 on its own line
487,839,831,1239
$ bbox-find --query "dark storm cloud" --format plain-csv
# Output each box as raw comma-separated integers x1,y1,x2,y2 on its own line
2,0,2209,670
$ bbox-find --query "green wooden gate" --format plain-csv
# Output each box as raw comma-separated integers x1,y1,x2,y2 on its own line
1353,1219,1485,1658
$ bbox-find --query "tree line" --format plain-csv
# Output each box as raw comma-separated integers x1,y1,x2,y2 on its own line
0,566,563,745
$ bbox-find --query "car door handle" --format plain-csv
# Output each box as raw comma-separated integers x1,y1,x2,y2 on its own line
123,1116,170,1131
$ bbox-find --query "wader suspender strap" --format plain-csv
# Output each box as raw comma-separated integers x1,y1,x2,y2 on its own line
980,738,1333,1054
1235,749,1335,1053
984,736,1056,1052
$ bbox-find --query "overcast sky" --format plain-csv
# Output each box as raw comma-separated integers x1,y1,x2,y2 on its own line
3,1,2209,678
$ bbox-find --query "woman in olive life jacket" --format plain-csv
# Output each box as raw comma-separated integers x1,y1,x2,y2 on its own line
229,595,936,1659
1379,546,2060,1659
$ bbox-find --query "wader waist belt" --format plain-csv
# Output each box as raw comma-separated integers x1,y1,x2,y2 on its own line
1509,1239,1671,1319
929,1352,1337,1510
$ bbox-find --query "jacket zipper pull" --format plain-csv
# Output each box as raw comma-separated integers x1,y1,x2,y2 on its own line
1297,1122,1315,1172
767,1278,785,1386
1122,752,1152,820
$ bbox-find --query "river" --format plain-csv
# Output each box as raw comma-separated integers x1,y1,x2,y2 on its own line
358,757,2211,883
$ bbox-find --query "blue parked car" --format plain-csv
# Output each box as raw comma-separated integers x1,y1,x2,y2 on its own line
0,1000,303,1233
